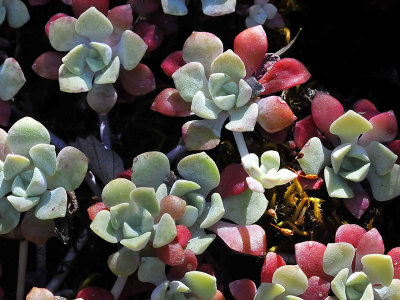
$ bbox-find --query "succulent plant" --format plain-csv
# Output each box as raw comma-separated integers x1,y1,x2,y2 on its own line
0,0,29,28
0,58,26,101
0,117,88,237
160,0,236,16
296,93,400,218
245,0,279,28
33,5,155,113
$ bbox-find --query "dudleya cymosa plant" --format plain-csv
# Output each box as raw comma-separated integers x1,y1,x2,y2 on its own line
39,6,149,113
0,117,88,237
0,58,26,101
0,0,29,28
160,0,236,16
297,109,400,208
242,150,298,193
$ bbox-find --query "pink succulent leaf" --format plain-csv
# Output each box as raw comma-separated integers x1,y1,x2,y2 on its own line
358,110,398,146
128,0,161,14
161,51,186,78
260,252,286,283
167,249,198,281
311,91,344,145
182,32,223,76
76,286,114,300
293,115,319,149
296,171,324,190
342,183,371,219
201,0,236,16
0,100,11,126
295,241,331,281
151,88,192,117
257,96,297,133
32,51,64,80
355,228,385,271
132,21,164,52
119,63,156,96
335,224,366,248
72,0,109,17
182,113,228,151
258,58,311,95
28,0,51,5
154,241,185,266
388,140,400,163
209,221,266,256
299,276,330,300
229,279,257,300
265,12,285,30
233,25,268,78
260,126,288,144
387,247,400,279
45,13,68,37
215,164,248,198
86,84,117,114
226,103,258,132
147,11,178,35
107,4,133,34
353,99,379,120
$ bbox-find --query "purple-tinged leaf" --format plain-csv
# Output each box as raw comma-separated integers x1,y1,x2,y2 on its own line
343,183,370,219
355,228,384,271
72,0,109,17
128,0,160,14
293,115,319,149
258,58,311,95
152,88,192,117
147,11,178,35
209,221,266,256
358,111,398,146
229,279,257,300
215,164,248,198
32,51,63,80
299,276,330,300
107,4,133,34
257,96,296,133
296,171,324,190
119,63,156,96
132,21,164,52
388,140,400,163
161,51,185,78
353,99,379,120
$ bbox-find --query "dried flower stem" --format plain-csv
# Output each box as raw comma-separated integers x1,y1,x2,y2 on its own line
232,131,249,157
16,240,29,300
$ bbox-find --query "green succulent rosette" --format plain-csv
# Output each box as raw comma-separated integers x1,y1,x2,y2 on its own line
0,117,88,235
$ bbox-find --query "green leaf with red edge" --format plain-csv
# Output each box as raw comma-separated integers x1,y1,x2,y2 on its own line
152,88,192,117
209,220,266,256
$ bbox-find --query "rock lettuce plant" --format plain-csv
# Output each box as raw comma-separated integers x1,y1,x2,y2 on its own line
0,117,88,240
160,0,236,16
0,0,29,28
0,58,26,101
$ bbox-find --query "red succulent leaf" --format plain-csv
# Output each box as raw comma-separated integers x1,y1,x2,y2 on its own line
76,286,114,300
260,252,286,283
146,10,178,35
107,5,133,34
161,51,185,78
167,249,198,280
197,264,215,276
151,88,192,117
358,110,398,146
343,183,370,219
87,202,109,221
353,99,379,120
0,101,11,127
32,51,64,80
388,140,400,163
261,127,289,144
132,21,163,52
215,164,248,198
209,221,266,256
119,64,156,96
229,279,257,300
293,115,319,149
154,241,185,266
213,290,226,300
297,171,324,190
311,91,344,144
258,58,311,95
299,276,330,300
72,0,109,17
387,247,400,279
174,225,191,248
117,169,132,180
355,228,385,271
295,241,331,281
335,224,366,248
45,13,68,37
257,96,297,133
234,25,268,78
128,0,160,15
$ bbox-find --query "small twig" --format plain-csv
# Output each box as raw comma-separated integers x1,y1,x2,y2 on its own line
166,138,187,163
111,276,128,300
274,28,303,57
99,113,112,150
16,240,29,300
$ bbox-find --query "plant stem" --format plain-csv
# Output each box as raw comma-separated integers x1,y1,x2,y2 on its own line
99,113,112,150
111,276,128,300
166,138,187,163
16,240,29,300
232,131,249,157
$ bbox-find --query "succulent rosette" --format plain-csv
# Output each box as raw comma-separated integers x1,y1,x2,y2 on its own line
0,117,88,240
245,0,285,30
160,0,236,16
0,0,29,28
33,5,155,113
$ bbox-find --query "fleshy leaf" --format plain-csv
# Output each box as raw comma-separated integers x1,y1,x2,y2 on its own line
154,241,184,266
25,168,47,197
323,242,355,276
254,283,285,300
191,91,222,119
201,0,236,16
209,220,266,256
181,271,217,300
295,241,329,281
298,137,331,175
161,0,187,16
293,116,319,149
75,7,112,41
229,279,257,300
3,0,30,28
177,152,220,196
7,195,40,212
108,247,140,277
101,178,135,210
387,247,400,279
226,103,258,132
87,83,117,113
49,16,87,51
110,203,130,230
258,58,311,95
132,21,163,52
90,210,120,243
358,110,398,146
272,265,308,296
130,187,159,216
20,211,54,245
257,96,297,133
114,30,148,70
35,187,67,220
0,58,26,101
324,166,354,198
107,4,133,34
343,183,371,219
62,44,90,75
138,257,167,285
29,144,57,176
153,213,177,248
0,197,20,234
222,189,268,225
131,152,170,189
330,268,348,300
215,164,248,198
119,64,156,96
355,228,384,272
121,232,152,251
170,180,200,197
261,252,286,283
211,50,246,81
152,88,192,117
186,227,216,255
199,193,225,228
176,205,198,228
335,224,366,247
329,110,372,144
299,276,330,300
367,164,400,201
59,64,94,93
3,154,30,180
353,99,379,120
365,141,397,176
161,51,185,78
94,56,120,84
374,279,400,300
361,254,393,286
